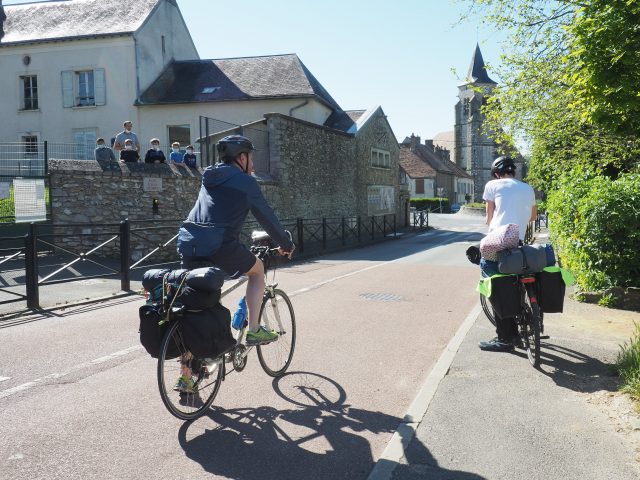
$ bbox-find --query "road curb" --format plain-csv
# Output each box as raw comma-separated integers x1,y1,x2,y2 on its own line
367,302,481,480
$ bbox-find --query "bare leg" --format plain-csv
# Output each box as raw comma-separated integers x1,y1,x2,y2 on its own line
245,257,265,332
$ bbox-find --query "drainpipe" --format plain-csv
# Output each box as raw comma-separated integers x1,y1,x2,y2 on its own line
289,99,309,118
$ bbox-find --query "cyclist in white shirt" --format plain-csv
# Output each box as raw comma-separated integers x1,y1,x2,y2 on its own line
479,156,537,352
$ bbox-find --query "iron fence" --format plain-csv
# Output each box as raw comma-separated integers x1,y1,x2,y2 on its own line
0,212,424,310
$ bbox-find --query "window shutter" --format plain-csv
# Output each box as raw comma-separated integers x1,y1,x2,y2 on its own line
61,70,74,107
94,68,106,106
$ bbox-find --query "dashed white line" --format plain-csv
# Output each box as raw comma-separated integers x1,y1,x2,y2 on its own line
0,345,143,400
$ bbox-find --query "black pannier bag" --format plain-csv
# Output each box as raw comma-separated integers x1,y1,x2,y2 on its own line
176,285,220,310
139,304,179,359
536,270,566,313
489,275,521,319
178,304,235,359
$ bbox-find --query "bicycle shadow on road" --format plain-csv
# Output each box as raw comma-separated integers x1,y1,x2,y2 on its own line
512,342,619,393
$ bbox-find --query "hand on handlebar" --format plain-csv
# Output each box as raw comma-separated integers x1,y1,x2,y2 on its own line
277,244,295,259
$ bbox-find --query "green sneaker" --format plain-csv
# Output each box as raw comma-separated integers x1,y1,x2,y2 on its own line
246,326,279,345
173,375,195,394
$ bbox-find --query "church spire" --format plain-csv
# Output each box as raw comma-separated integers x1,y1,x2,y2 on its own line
466,44,497,85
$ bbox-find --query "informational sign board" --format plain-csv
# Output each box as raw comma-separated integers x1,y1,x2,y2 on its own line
367,185,395,216
143,177,163,192
13,178,47,223
0,182,10,199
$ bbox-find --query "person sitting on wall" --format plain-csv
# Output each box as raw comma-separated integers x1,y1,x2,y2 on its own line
183,145,198,169
144,138,166,164
170,142,185,166
119,139,140,163
94,138,115,162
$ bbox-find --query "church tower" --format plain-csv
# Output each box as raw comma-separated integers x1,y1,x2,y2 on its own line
454,44,499,201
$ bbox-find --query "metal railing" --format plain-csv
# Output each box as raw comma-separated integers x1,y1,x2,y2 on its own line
2,212,422,310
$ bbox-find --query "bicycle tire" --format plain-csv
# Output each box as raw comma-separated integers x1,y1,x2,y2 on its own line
524,301,541,368
480,293,496,327
157,320,224,421
257,289,296,377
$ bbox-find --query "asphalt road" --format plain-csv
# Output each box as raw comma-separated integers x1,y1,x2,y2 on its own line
0,214,487,480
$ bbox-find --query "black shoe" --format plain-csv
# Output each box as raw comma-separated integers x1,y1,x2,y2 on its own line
479,337,514,352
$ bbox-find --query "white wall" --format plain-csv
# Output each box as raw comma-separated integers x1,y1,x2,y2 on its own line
134,0,199,95
137,98,333,147
407,177,435,198
0,37,139,145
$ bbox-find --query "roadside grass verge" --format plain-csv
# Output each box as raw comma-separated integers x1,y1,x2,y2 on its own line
616,322,640,402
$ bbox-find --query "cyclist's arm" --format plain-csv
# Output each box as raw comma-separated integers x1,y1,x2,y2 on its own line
247,179,294,251
485,200,495,226
529,204,538,222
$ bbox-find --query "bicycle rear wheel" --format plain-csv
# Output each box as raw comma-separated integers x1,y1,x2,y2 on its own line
480,293,496,326
257,289,296,377
157,320,224,421
523,302,541,368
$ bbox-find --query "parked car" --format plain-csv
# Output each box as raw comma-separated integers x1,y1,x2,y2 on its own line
451,203,461,213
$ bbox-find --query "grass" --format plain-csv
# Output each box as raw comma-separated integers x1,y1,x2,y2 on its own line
616,322,640,401
465,202,485,208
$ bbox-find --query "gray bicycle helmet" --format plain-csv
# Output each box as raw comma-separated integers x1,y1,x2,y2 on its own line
490,156,516,178
216,135,255,162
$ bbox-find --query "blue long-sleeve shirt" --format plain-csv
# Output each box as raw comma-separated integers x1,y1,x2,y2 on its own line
177,163,293,257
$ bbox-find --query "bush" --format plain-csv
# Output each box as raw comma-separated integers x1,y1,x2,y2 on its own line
548,172,640,290
616,322,640,400
410,197,450,213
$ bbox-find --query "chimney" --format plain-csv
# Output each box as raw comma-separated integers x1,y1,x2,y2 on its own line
409,133,417,151
424,139,434,151
0,0,6,43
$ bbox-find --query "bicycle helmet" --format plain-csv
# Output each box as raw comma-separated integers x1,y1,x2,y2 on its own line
216,135,255,161
490,156,516,178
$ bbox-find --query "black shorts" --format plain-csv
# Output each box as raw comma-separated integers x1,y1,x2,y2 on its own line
181,241,256,279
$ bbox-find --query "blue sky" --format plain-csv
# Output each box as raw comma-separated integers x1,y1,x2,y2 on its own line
6,0,505,144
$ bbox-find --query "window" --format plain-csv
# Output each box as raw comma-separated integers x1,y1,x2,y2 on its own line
371,148,390,168
415,178,424,194
77,71,94,106
161,35,166,58
61,68,106,108
167,124,191,148
73,128,97,160
22,135,38,158
20,75,38,110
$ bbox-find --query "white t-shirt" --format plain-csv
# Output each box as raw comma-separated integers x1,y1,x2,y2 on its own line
483,178,535,241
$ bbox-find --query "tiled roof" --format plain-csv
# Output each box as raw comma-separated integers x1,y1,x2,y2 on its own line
1,0,159,44
138,54,342,110
399,147,436,179
346,110,366,122
324,110,355,132
400,144,472,179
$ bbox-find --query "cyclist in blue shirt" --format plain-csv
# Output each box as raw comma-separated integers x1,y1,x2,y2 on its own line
177,135,295,346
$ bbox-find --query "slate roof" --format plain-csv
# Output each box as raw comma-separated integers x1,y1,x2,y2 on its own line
399,148,436,179
1,0,159,45
466,44,497,85
138,54,342,111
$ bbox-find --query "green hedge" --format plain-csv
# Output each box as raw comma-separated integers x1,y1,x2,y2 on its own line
547,172,640,290
410,197,450,213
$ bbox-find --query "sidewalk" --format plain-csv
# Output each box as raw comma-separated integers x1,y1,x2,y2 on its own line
370,229,640,479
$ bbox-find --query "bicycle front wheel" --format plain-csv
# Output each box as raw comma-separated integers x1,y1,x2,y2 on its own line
480,293,496,327
257,289,296,377
157,320,224,421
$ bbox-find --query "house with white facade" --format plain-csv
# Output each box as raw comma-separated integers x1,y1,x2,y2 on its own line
0,0,198,157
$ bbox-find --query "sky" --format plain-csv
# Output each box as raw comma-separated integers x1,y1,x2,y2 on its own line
6,0,506,145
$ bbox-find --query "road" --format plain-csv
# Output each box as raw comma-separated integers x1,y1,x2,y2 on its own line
0,214,488,480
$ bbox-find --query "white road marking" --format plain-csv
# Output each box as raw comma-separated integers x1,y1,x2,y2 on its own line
0,345,143,400
0,376,10,382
